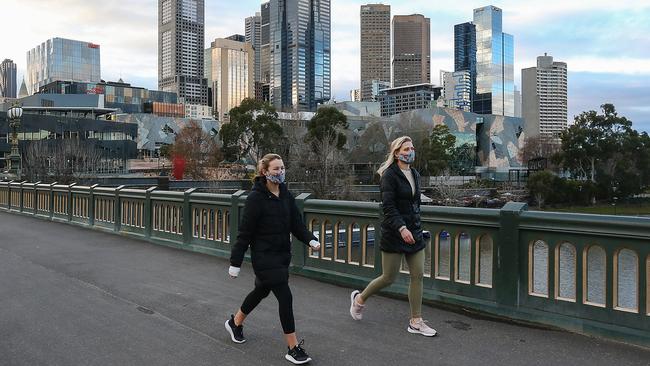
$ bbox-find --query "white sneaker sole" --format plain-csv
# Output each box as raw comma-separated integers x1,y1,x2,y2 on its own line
224,319,246,344
407,325,437,337
349,290,362,320
285,354,312,364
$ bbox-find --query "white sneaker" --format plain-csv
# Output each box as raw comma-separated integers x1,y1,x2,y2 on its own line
349,290,364,320
408,319,437,337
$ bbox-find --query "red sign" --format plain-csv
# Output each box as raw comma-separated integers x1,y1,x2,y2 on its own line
88,43,100,49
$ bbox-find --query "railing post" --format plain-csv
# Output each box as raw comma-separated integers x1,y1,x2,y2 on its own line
33,181,41,215
229,190,246,248
49,182,57,220
496,202,528,307
6,180,12,210
68,183,76,222
144,186,156,239
114,185,125,232
182,188,197,245
89,184,99,226
19,181,24,212
292,193,311,268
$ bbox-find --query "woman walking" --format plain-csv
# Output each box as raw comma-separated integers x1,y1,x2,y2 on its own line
349,136,437,337
225,153,321,364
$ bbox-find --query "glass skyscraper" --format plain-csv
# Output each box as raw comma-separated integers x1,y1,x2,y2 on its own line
26,38,101,96
472,6,514,116
266,0,331,112
454,22,476,109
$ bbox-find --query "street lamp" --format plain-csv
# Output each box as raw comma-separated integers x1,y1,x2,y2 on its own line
7,103,23,179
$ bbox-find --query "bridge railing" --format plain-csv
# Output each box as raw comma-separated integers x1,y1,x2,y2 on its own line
0,180,647,347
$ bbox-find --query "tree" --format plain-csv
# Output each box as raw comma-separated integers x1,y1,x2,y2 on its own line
288,107,353,199
527,170,556,209
449,143,476,175
555,104,650,198
22,139,104,184
219,98,283,163
519,135,561,168
425,124,457,176
170,120,221,180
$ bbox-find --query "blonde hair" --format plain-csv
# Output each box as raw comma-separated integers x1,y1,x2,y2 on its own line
257,153,283,176
377,136,412,177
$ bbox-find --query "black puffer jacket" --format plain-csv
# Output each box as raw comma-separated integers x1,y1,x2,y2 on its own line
230,176,316,286
379,162,425,254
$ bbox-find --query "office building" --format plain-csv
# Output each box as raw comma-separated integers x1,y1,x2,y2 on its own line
158,0,208,105
39,79,183,117
26,38,101,95
360,4,391,101
472,5,514,116
264,0,331,112
392,14,430,87
522,53,567,138
377,83,441,116
245,12,262,84
441,70,471,112
453,22,476,108
0,59,17,98
205,38,254,120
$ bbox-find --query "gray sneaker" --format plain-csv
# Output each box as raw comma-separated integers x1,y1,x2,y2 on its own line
349,290,364,320
408,318,437,337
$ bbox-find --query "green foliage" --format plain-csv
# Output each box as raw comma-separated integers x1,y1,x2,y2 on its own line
449,143,476,175
305,106,349,151
220,98,283,163
527,170,556,208
424,124,457,176
555,103,650,199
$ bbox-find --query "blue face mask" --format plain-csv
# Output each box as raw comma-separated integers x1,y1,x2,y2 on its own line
397,150,415,164
265,171,286,184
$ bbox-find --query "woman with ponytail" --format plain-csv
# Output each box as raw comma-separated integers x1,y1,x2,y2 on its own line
225,153,321,364
348,136,437,337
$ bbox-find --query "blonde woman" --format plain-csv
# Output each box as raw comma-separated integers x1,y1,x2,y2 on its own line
349,136,437,337
226,153,321,364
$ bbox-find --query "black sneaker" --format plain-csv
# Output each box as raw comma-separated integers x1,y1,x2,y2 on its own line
285,339,312,364
224,314,246,343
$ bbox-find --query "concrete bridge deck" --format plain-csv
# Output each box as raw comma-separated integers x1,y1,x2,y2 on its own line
1,211,648,366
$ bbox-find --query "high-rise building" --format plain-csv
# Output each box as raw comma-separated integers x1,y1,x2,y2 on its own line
245,12,262,84
158,0,208,105
0,59,17,98
360,4,391,101
392,14,430,88
472,5,514,116
522,53,567,138
377,83,441,117
26,38,101,95
441,70,471,112
350,89,361,102
205,38,254,121
514,85,521,118
453,22,476,108
264,0,331,112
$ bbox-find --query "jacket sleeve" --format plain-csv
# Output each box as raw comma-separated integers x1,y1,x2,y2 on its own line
380,172,406,231
290,195,317,245
230,193,261,267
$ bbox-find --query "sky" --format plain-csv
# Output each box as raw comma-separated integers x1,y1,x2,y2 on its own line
2,0,649,132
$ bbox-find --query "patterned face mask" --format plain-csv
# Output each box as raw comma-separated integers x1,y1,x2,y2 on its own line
265,171,286,184
397,150,415,164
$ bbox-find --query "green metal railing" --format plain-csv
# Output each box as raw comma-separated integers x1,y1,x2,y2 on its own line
0,180,648,347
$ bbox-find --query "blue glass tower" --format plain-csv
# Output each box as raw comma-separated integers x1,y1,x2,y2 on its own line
267,0,331,112
454,22,476,110
472,5,514,116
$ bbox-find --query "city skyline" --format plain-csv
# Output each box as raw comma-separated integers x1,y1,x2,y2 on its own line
1,0,649,131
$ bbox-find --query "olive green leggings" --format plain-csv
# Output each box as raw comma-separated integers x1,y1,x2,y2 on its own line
359,250,425,318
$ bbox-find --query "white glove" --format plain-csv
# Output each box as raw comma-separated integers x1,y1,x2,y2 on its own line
309,240,321,250
228,266,241,278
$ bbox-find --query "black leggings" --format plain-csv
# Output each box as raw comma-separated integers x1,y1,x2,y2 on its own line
240,278,295,334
